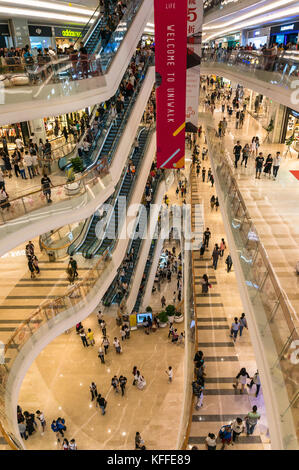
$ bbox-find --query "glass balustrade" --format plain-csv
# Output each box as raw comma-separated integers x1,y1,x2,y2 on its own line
204,120,299,449
0,0,145,106
0,57,153,231
201,48,299,90
0,166,173,450
204,0,242,13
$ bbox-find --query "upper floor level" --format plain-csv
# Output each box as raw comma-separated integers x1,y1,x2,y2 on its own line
0,0,153,125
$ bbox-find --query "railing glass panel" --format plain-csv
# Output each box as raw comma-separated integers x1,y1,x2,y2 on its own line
205,119,299,450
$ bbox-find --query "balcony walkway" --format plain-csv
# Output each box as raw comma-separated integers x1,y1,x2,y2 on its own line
187,146,269,449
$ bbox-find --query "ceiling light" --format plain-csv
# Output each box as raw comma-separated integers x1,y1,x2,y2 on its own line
203,6,299,42
203,0,297,30
0,6,95,23
0,0,94,16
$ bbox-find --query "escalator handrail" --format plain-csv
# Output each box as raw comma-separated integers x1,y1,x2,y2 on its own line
67,216,94,256
84,126,150,258
84,55,152,171
106,169,162,305
74,4,102,49
0,63,152,227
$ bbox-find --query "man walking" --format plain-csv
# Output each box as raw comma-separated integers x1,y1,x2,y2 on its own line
68,257,78,279
97,394,107,415
192,378,204,410
203,227,211,248
233,141,242,168
225,254,233,272
272,151,281,180
245,405,260,435
239,313,248,337
119,375,127,396
255,152,264,179
41,173,53,203
247,371,261,397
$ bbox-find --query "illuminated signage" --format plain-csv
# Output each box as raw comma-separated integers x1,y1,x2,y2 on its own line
54,27,82,38
62,29,82,37
281,24,294,31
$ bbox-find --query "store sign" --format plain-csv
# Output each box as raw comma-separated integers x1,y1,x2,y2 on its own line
281,24,294,32
154,0,187,169
28,25,52,37
54,27,82,38
0,24,10,37
186,0,203,133
271,22,299,34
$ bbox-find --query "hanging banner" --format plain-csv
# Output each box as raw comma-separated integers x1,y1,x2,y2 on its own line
154,0,187,169
186,0,203,133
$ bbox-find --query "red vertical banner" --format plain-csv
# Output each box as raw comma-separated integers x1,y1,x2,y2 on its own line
154,0,188,169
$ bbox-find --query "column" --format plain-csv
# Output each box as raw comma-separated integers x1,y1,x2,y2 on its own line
9,19,30,49
29,119,47,144
272,104,287,143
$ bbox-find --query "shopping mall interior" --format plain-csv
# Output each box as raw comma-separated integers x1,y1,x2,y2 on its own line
0,0,298,453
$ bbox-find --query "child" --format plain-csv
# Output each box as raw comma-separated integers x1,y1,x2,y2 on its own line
87,328,95,346
165,366,173,383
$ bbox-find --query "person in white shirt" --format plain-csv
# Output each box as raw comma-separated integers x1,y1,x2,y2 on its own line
231,418,245,444
30,133,37,145
113,337,121,353
31,153,39,176
36,410,46,435
15,137,24,150
23,152,34,179
82,140,91,152
137,374,146,390
165,366,173,383
205,433,217,450
69,439,77,450
272,152,281,180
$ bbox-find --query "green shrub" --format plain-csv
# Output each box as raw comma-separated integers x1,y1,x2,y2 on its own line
70,156,84,173
165,305,176,316
158,311,168,323
146,306,152,312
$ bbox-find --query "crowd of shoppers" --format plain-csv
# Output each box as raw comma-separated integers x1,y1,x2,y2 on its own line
202,76,284,182
0,0,132,83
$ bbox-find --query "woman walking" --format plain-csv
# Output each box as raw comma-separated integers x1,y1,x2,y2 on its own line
220,238,226,257
233,367,250,394
201,274,210,294
263,154,273,178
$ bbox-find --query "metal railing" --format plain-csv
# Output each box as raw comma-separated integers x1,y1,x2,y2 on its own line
180,164,197,450
204,119,299,449
201,48,299,90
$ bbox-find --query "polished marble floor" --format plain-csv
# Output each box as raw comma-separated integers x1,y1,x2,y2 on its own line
18,304,185,450
205,98,299,327
187,144,270,450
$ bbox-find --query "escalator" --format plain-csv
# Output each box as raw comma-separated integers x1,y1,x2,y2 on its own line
103,171,161,306
0,0,153,124
133,238,157,312
59,57,151,172
77,127,149,257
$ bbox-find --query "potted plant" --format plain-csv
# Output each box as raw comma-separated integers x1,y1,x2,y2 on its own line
158,310,168,327
64,157,83,196
174,312,184,323
165,304,176,325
